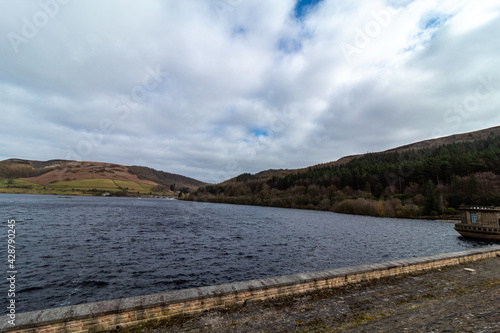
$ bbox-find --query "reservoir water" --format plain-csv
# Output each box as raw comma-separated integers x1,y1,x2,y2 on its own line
0,194,494,314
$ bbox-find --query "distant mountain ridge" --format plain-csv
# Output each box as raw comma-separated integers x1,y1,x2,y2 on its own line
0,159,205,190
227,126,500,184
384,126,500,153
127,165,206,189
186,125,500,218
2,126,500,193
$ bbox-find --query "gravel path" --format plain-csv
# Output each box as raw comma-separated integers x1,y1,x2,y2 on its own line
135,256,500,333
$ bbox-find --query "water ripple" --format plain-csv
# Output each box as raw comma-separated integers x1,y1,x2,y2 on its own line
0,194,494,314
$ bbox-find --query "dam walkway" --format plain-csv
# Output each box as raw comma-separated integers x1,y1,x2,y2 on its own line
139,256,499,333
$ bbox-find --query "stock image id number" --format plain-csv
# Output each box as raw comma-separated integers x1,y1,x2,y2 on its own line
8,219,15,270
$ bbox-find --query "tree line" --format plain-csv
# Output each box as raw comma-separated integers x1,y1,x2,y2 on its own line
184,135,500,217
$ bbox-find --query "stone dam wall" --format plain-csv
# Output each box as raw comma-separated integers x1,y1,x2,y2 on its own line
2,245,500,333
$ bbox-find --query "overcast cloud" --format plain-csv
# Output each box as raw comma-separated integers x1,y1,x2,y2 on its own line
1,0,500,183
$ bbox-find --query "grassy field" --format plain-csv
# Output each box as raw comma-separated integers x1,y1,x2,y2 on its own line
50,178,118,190
0,179,82,195
50,179,157,193
0,179,40,187
0,178,170,196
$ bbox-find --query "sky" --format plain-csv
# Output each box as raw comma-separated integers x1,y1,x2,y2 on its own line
1,0,500,183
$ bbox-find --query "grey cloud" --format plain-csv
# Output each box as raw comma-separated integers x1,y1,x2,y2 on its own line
1,0,500,182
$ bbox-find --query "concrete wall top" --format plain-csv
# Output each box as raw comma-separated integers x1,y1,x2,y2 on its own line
2,245,500,332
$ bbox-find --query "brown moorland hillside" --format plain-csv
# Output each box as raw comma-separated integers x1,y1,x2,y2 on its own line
127,165,206,190
0,159,205,190
19,161,158,186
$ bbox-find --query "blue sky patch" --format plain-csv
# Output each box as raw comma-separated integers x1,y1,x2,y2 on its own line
294,0,324,19
421,14,451,30
415,14,452,44
251,129,269,137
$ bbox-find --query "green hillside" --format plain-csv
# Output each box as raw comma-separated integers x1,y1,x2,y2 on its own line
49,179,156,193
0,159,205,197
185,131,500,218
0,178,160,196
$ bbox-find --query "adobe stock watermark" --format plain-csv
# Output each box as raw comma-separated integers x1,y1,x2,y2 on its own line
7,0,71,54
56,66,167,301
64,66,169,162
340,6,399,63
433,73,499,138
6,219,17,326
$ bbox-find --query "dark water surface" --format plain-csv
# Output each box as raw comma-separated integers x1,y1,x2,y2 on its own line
0,194,493,314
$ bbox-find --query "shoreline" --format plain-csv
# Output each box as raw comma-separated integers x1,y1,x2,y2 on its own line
0,190,177,199
0,191,460,221
2,191,460,222
181,197,460,221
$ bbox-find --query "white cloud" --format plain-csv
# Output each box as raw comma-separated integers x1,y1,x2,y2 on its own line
1,0,500,182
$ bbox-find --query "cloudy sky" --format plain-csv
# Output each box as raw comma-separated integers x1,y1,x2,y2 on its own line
1,0,500,183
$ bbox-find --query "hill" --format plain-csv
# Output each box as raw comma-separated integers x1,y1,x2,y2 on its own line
127,165,206,189
233,126,500,183
0,159,206,197
185,126,500,218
